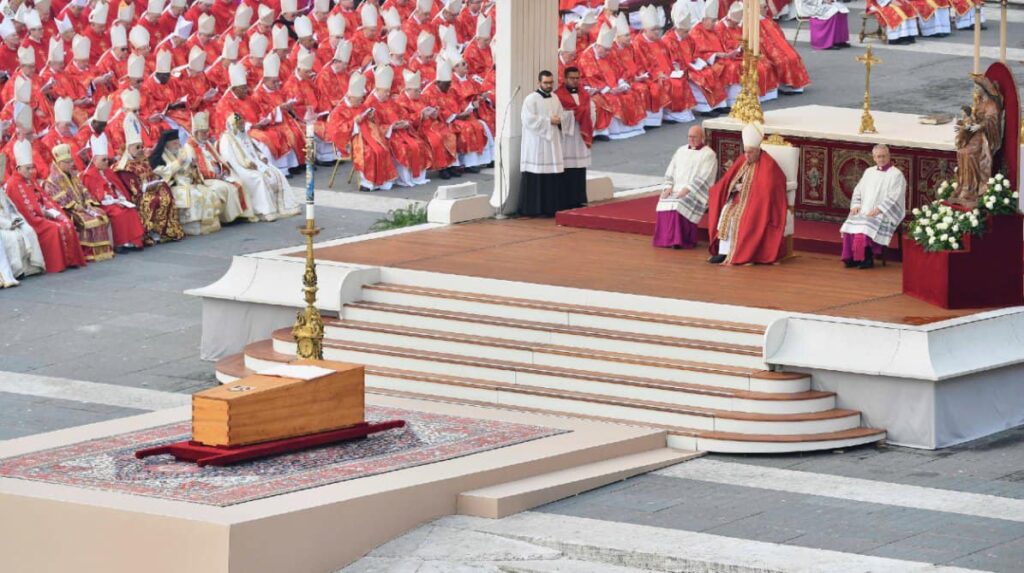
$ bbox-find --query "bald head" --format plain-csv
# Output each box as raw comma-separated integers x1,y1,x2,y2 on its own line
688,126,704,149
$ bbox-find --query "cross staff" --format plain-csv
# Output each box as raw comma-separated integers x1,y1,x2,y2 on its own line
857,46,881,134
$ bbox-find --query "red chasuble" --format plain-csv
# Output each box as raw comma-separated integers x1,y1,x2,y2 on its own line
554,85,593,148
6,172,86,273
714,21,779,97
82,165,146,249
758,18,810,90
706,152,788,265
325,101,399,187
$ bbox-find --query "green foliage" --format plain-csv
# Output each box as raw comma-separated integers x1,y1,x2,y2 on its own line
369,203,428,232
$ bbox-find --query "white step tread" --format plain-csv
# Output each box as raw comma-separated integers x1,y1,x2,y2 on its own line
363,283,766,334
457,448,701,519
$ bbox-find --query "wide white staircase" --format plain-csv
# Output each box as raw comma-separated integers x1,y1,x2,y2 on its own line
215,282,886,453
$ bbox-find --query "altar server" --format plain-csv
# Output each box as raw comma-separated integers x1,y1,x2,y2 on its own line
795,0,850,50
512,70,572,218
654,126,718,250
839,144,906,269
706,123,788,265
554,66,592,212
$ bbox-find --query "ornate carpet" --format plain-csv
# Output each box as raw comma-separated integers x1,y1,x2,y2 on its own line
0,406,567,507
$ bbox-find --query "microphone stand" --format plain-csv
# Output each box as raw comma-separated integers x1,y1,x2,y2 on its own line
495,84,521,220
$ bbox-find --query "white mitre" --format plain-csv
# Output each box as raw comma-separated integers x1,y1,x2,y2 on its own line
742,123,764,148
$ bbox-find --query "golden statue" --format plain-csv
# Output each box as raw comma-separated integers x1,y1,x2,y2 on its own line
950,75,1004,207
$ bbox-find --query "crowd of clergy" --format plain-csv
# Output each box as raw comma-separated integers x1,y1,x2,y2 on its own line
555,0,812,143
0,0,502,288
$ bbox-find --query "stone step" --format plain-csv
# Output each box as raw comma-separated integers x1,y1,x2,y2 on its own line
360,283,766,347
338,303,765,369
457,448,700,519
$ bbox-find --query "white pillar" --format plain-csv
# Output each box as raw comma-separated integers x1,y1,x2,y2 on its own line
491,0,559,216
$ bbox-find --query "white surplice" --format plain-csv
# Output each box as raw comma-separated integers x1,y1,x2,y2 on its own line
797,0,850,20
656,145,719,225
839,165,907,245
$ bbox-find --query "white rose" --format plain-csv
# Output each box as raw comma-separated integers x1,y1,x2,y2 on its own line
989,177,996,185
996,174,1004,181
952,225,960,232
951,241,959,250
938,223,949,230
973,209,980,215
971,218,979,227
995,184,1003,192
943,216,954,224
941,234,949,241
1014,192,1020,199
1004,198,1011,205
912,208,921,216
926,227,935,236
929,237,936,244
953,182,959,189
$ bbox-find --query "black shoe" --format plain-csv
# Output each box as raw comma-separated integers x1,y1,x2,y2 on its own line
858,249,875,269
487,161,494,168
708,254,727,264
439,168,451,180
836,42,851,48
594,134,611,142
465,166,481,174
451,167,464,177
843,259,857,268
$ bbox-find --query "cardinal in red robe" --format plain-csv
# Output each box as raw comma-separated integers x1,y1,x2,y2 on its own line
325,72,399,191
7,140,87,273
81,137,147,250
707,125,788,265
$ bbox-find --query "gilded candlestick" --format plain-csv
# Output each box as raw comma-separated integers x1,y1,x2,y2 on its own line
729,40,764,125
292,118,324,360
857,46,880,134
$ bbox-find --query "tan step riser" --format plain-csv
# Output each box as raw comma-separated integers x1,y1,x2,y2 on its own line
331,314,766,370
325,323,765,372
359,290,764,347
220,357,833,416
366,373,861,436
271,336,808,395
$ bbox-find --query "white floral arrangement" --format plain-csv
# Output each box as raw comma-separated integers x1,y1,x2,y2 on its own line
908,173,1018,252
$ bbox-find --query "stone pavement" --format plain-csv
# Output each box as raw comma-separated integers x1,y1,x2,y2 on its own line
342,429,1024,573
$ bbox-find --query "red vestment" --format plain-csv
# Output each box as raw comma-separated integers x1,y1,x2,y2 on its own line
658,30,727,109
19,37,48,72
81,164,146,249
714,21,779,96
250,84,307,162
83,26,110,63
866,0,918,28
187,35,222,69
462,40,493,78
315,64,351,108
41,129,86,171
325,100,398,187
758,18,810,90
424,83,486,154
1,136,50,180
282,72,329,139
577,46,646,131
398,91,457,170
6,171,86,273
554,85,593,148
0,44,20,77
614,38,671,115
366,92,431,176
688,24,740,86
707,152,788,265
407,56,437,85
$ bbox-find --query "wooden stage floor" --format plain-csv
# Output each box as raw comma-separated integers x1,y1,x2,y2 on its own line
308,218,987,325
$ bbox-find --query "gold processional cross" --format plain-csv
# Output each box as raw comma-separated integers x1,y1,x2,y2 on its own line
857,46,881,134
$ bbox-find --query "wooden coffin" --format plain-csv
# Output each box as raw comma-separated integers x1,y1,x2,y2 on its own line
192,359,365,447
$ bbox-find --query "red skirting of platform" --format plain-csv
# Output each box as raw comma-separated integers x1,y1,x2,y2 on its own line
554,195,897,256
902,214,1024,309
